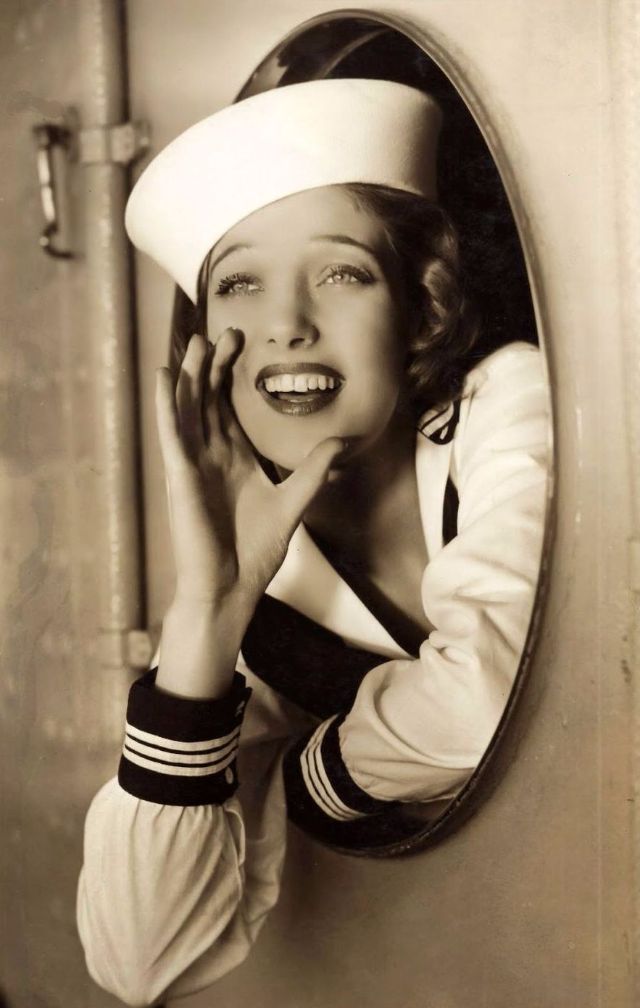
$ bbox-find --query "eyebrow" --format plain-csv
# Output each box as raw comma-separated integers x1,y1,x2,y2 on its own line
209,243,252,273
310,234,381,260
209,234,383,274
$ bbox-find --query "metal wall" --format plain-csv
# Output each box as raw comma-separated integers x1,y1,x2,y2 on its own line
1,2,131,1005
1,1,638,1006
128,2,639,1007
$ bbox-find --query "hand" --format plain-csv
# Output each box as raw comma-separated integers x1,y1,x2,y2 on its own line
156,329,343,619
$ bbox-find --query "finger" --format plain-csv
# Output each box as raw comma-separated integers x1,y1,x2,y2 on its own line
176,333,209,455
208,327,243,393
278,437,345,533
202,387,256,479
156,367,188,473
216,389,251,453
204,328,244,446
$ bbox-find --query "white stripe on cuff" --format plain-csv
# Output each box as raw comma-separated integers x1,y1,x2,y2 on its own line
124,730,239,767
124,721,241,753
122,744,236,777
300,718,365,822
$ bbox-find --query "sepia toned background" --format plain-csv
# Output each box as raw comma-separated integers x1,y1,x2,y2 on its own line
1,1,639,1006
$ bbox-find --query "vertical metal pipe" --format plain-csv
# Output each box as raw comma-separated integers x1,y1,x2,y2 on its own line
609,0,640,994
80,0,144,670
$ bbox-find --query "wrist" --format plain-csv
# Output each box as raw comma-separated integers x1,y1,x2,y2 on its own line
118,669,252,806
171,585,256,629
156,595,252,700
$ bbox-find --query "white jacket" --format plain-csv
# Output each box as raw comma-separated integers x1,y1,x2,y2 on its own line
77,341,550,1007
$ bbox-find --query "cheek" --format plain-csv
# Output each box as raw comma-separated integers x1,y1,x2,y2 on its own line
206,300,257,393
352,313,407,386
206,301,240,342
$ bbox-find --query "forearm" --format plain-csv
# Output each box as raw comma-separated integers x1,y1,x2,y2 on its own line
78,781,247,1006
156,594,253,700
78,667,296,1006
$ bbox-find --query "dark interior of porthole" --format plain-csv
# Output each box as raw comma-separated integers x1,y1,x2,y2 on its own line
169,14,540,856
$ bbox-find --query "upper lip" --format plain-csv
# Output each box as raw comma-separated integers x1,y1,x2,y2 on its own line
255,362,344,387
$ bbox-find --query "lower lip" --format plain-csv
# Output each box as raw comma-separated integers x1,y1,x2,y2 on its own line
257,385,342,416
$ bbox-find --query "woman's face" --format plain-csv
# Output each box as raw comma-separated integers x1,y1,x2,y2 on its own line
206,185,410,471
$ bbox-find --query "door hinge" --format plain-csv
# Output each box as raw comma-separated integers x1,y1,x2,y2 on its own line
78,120,151,166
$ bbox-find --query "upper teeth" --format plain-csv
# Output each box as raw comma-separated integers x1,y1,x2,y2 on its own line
263,373,339,393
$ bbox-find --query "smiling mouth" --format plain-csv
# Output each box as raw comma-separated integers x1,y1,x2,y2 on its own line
256,363,344,416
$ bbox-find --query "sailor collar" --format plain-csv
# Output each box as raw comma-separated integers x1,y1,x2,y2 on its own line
265,390,474,661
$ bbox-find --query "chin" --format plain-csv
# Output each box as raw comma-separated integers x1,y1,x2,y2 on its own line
258,429,376,479
255,438,326,474
241,412,341,473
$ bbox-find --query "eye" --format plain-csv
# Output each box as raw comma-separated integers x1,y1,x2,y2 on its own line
321,264,375,287
213,272,262,297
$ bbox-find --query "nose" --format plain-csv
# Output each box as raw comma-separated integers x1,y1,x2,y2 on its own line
263,281,319,349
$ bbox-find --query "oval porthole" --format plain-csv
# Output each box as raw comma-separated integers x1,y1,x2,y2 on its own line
169,11,554,857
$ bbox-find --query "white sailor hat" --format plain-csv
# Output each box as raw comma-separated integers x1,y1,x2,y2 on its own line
125,78,442,303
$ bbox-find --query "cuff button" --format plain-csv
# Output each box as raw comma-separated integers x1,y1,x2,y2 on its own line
225,767,234,785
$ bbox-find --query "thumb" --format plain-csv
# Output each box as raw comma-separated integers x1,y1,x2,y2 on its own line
278,437,345,533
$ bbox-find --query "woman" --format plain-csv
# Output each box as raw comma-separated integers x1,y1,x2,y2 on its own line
77,78,549,1006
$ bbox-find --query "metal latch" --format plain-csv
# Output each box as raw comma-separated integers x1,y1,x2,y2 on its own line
32,112,151,259
33,122,73,259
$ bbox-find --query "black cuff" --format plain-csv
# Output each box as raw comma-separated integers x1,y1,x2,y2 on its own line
118,670,251,806
283,713,396,829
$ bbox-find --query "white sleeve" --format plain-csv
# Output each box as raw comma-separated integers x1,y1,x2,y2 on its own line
77,666,314,1007
283,344,550,819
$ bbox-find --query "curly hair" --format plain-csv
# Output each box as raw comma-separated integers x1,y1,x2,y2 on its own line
170,183,480,420
344,184,480,417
